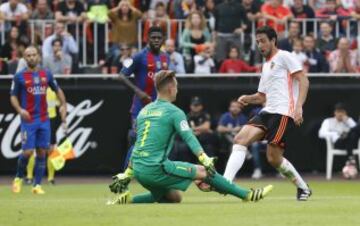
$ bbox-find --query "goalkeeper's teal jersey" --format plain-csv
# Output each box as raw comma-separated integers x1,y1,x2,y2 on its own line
131,99,202,172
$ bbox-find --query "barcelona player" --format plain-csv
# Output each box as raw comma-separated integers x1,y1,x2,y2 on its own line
117,26,169,168
10,46,67,194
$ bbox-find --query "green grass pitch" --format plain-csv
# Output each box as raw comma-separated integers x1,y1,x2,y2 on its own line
0,179,359,226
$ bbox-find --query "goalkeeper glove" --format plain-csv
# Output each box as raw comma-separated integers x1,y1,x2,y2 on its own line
198,152,217,175
109,167,134,194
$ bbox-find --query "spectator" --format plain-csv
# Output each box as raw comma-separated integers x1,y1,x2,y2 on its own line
290,0,315,34
291,38,309,72
165,39,186,74
319,103,360,167
0,26,28,74
0,0,29,36
180,11,212,72
42,22,78,61
303,35,329,73
219,46,257,73
193,45,215,74
278,21,301,52
309,0,327,11
108,0,142,60
316,21,338,56
328,37,360,73
202,0,216,31
187,96,216,157
315,0,350,20
242,0,262,36
43,38,72,74
55,0,87,36
213,0,248,63
350,0,360,19
111,43,132,73
178,0,197,19
260,0,293,35
31,0,54,45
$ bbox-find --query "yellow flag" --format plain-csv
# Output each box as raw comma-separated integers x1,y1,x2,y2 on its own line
49,138,75,171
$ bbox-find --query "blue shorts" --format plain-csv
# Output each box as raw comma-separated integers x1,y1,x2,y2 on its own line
21,120,51,151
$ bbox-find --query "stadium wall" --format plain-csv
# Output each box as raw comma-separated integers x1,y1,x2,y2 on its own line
0,75,360,174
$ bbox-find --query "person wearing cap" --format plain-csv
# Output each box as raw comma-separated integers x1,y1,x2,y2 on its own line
319,103,360,167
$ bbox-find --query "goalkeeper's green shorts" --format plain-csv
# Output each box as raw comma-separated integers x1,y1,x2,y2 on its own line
133,159,197,201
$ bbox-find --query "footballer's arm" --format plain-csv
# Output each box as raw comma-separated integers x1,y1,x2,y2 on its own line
56,88,67,123
117,73,151,103
292,70,309,125
238,92,266,108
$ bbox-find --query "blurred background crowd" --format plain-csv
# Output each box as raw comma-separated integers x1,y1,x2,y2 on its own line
1,0,360,75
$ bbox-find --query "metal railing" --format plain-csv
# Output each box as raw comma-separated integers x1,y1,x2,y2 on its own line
1,18,360,68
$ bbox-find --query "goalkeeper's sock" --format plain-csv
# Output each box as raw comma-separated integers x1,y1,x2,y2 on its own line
34,156,46,185
16,153,30,178
223,144,247,181
276,158,308,190
205,172,250,200
47,157,55,181
26,154,35,179
132,192,156,203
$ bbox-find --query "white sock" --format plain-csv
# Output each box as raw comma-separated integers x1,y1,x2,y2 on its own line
277,158,309,190
223,144,247,181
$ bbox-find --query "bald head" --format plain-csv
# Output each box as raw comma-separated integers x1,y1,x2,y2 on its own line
24,46,40,69
165,39,175,53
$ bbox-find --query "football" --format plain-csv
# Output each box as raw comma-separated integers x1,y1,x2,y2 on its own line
342,165,358,179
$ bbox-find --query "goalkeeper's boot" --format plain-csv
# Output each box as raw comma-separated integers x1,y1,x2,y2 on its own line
32,185,45,195
297,186,312,201
245,184,273,202
12,177,23,193
107,191,132,205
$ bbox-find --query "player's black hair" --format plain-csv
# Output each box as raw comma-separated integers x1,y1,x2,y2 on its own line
256,26,278,46
148,26,164,36
51,38,63,46
334,103,347,112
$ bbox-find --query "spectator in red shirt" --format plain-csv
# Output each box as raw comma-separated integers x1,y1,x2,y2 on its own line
219,46,257,73
328,37,360,73
260,0,293,35
316,0,350,20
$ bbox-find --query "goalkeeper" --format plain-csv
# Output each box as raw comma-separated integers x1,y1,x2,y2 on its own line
109,70,273,204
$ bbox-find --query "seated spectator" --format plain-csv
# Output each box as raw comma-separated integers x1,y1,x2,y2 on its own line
328,37,360,73
319,103,359,167
219,46,257,73
291,39,309,72
180,11,212,72
290,0,315,34
143,2,177,43
316,21,338,56
193,45,215,74
315,0,350,25
303,35,329,72
43,39,72,74
165,39,186,74
31,0,54,45
309,0,327,11
213,0,247,63
278,21,301,52
108,0,142,60
0,26,28,74
0,0,29,36
111,43,132,73
260,0,293,36
42,22,78,59
55,0,87,36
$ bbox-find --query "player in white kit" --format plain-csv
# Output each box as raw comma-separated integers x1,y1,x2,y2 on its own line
223,26,312,201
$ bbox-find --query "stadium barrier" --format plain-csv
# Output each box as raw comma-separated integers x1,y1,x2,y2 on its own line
1,74,360,174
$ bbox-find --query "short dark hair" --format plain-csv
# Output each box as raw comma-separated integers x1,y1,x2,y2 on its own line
148,26,164,36
52,38,63,46
334,102,347,112
155,2,165,8
155,70,176,91
256,26,278,45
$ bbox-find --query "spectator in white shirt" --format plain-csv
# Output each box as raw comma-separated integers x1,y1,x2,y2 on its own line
194,46,215,74
319,103,360,164
0,0,29,36
43,38,72,74
165,39,186,74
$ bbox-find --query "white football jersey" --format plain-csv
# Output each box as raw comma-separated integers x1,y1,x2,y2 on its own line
258,50,303,118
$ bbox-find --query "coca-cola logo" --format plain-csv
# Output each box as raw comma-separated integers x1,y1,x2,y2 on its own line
0,99,103,159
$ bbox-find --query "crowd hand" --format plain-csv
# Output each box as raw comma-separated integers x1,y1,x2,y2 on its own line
198,152,217,176
109,167,134,194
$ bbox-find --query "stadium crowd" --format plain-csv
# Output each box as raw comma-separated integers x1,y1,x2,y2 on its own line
1,0,360,74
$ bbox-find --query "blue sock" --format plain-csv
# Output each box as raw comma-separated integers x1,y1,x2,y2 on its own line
34,156,46,186
16,154,29,178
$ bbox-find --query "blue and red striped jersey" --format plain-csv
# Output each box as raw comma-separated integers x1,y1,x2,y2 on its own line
121,47,170,118
10,68,59,122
